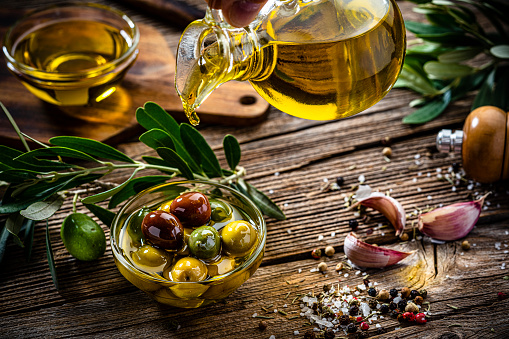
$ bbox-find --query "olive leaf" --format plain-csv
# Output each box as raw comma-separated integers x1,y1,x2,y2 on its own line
423,61,474,79
20,194,65,221
15,146,100,163
490,45,509,59
45,220,59,290
139,128,175,151
223,135,241,171
50,136,135,164
402,90,452,124
82,170,141,205
6,212,25,247
108,175,169,209
180,123,222,177
84,204,115,228
24,219,35,262
0,225,10,263
237,179,286,221
156,147,194,180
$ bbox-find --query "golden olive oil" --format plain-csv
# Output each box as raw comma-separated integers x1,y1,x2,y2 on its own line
178,0,405,123
11,19,133,105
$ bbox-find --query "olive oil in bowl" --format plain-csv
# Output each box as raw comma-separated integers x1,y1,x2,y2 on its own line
3,3,139,106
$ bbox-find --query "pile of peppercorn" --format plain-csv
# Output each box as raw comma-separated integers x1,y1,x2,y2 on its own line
299,279,429,338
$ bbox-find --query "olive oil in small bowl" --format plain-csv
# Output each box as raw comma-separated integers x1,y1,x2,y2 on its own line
2,3,140,106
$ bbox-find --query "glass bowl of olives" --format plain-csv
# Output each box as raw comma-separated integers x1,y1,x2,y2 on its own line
110,180,266,308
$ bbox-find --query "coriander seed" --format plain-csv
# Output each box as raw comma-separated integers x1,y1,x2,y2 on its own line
258,320,267,330
400,233,409,241
461,240,470,250
324,246,335,256
401,287,411,298
318,262,328,272
382,147,392,157
377,289,390,300
335,262,343,271
405,302,419,313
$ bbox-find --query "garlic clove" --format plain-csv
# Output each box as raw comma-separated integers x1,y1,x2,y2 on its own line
344,232,415,268
352,192,406,236
418,194,488,241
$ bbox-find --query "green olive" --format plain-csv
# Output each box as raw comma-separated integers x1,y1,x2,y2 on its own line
132,244,171,268
210,199,233,222
221,220,257,256
189,226,221,259
127,207,150,245
168,257,208,282
60,213,106,261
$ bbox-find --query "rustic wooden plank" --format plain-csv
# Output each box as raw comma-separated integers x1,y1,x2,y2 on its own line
1,219,508,338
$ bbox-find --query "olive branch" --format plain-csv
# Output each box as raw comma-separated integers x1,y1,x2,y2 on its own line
0,101,285,287
397,0,509,123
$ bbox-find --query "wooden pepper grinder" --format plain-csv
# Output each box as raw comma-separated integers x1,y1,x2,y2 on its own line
436,106,509,183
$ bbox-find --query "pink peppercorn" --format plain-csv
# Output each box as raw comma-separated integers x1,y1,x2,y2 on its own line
415,313,427,324
402,312,416,322
360,322,370,330
498,292,508,301
356,316,363,323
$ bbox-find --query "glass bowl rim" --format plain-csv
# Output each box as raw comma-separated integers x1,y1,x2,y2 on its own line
2,2,140,80
110,179,267,285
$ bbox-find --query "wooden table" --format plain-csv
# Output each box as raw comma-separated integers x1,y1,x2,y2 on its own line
1,1,509,338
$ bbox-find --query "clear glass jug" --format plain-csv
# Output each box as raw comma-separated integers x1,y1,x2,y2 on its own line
176,0,406,125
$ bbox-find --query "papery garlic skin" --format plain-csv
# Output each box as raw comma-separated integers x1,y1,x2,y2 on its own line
352,192,406,236
417,195,487,241
344,233,414,268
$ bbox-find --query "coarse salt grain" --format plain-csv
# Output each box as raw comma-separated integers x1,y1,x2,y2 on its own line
358,174,366,183
287,229,292,234
452,186,456,192
269,189,274,194
376,324,381,328
310,268,318,273
323,178,328,182
275,172,280,176
427,195,432,200
331,232,335,237
269,335,276,339
415,154,421,159
298,269,302,273
294,331,299,335
413,178,417,183
318,235,324,241
417,187,422,192
436,168,442,173
344,273,349,278
252,313,258,317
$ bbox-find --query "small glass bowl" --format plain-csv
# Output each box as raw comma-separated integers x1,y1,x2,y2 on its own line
2,3,140,106
110,180,266,308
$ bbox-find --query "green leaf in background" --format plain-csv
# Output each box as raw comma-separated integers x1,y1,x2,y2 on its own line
0,169,38,183
139,129,175,151
136,103,202,174
49,136,135,164
423,61,474,79
141,156,178,174
405,20,460,35
402,90,452,124
406,44,454,57
24,219,35,262
438,47,483,63
490,45,509,59
45,220,59,290
20,194,65,221
108,175,169,209
0,225,9,263
6,212,25,247
472,66,509,111
84,204,115,228
180,124,222,177
395,63,439,95
82,170,140,205
156,147,194,180
0,145,73,172
15,147,100,163
223,134,241,171
237,179,286,220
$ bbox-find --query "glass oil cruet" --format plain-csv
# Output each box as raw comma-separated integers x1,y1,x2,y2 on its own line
175,0,406,126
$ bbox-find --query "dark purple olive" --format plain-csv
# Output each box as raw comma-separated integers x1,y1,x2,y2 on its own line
141,210,184,250
170,192,211,226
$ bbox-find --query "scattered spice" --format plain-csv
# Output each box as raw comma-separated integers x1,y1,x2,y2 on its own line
254,315,274,319
336,177,345,186
349,219,359,231
318,262,328,272
382,147,392,157
405,302,419,313
311,249,322,259
324,246,335,257
497,292,508,301
258,320,268,330
447,304,459,310
461,240,471,250
335,262,343,271
400,287,410,298
400,233,409,241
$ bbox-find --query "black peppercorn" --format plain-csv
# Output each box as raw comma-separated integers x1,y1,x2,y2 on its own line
390,310,400,318
346,323,357,333
324,328,335,339
368,299,378,309
380,303,390,314
414,296,424,305
389,301,398,310
258,320,267,331
452,162,460,172
349,219,359,230
410,290,420,299
339,315,351,325
323,284,331,293
367,287,377,297
419,289,428,298
397,299,408,311
389,288,398,298
336,177,345,186
349,305,359,316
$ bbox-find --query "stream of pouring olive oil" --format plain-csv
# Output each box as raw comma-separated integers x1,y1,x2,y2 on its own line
176,0,405,125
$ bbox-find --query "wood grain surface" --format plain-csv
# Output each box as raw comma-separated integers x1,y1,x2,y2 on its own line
1,1,509,339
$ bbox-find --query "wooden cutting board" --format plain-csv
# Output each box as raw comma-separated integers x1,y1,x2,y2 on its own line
0,10,269,147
